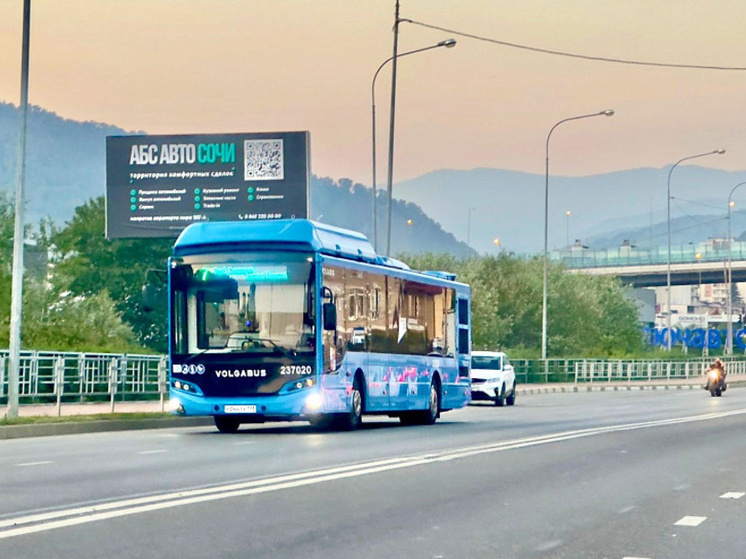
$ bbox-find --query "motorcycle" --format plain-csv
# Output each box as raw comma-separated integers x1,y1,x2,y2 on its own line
704,366,727,397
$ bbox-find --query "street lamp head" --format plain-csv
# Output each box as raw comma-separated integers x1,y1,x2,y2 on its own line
601,109,615,117
438,38,457,48
730,200,736,208
715,148,726,155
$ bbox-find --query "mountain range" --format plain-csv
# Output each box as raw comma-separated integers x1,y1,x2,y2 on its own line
395,166,746,255
2,101,746,257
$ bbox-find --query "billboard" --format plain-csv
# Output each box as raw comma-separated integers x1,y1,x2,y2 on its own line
106,131,310,239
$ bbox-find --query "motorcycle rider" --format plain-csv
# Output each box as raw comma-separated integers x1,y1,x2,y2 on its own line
704,358,726,390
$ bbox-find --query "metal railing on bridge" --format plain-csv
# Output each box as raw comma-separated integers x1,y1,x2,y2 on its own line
551,241,746,269
0,350,167,414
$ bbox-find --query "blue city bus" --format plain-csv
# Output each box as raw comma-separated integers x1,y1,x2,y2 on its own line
167,219,471,432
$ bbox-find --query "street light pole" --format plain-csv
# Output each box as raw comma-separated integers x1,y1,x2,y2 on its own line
7,0,31,420
384,3,456,257
565,210,572,247
726,181,746,355
371,38,456,252
542,110,614,361
384,0,401,257
665,149,726,351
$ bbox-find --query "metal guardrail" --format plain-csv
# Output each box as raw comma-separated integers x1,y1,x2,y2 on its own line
1,352,740,411
512,359,580,384
0,351,168,413
512,357,746,384
572,358,746,383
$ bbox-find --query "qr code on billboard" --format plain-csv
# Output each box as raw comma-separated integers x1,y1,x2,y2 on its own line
244,139,284,181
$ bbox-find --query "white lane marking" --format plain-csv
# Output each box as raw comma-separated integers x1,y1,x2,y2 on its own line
16,461,53,467
232,441,256,446
137,450,167,455
623,556,652,559
618,505,636,514
720,492,745,499
2,407,745,540
675,516,707,526
535,540,562,552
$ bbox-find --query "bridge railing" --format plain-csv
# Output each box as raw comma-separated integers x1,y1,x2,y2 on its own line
0,351,168,414
552,241,746,269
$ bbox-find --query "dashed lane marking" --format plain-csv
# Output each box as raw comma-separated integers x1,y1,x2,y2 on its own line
720,492,745,499
675,516,707,526
16,461,53,467
137,450,167,455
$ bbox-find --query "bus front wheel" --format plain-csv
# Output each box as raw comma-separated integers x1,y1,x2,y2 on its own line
335,385,363,430
214,415,240,433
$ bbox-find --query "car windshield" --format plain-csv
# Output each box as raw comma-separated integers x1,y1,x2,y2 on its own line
472,356,502,370
171,254,315,356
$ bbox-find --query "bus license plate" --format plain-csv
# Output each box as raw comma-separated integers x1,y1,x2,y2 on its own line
224,405,257,414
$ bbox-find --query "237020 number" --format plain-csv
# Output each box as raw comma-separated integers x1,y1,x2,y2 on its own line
280,365,313,376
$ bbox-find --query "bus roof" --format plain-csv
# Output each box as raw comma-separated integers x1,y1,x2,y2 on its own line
174,219,408,269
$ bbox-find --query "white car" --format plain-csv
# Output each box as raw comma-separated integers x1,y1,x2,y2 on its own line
470,350,516,406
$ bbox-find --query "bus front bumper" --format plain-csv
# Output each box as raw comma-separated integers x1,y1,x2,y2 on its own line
169,386,347,420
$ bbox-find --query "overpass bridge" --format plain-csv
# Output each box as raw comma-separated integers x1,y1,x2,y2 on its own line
555,241,746,287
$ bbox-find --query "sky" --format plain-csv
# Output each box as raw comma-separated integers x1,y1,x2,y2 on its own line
2,0,746,188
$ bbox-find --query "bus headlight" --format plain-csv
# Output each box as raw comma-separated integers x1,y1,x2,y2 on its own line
304,392,323,412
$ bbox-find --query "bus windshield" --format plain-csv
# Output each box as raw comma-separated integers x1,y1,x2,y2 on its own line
171,254,315,356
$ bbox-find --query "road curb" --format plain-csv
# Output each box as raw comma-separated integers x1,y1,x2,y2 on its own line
0,416,213,441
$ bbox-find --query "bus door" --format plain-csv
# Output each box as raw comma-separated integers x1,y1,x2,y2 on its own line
387,277,408,411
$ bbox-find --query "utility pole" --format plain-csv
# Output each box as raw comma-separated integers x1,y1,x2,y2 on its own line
7,0,31,419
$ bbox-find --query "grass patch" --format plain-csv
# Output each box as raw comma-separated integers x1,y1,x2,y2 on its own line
0,412,174,426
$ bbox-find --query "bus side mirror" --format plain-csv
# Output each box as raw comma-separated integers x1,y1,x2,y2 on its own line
141,284,161,313
322,302,337,331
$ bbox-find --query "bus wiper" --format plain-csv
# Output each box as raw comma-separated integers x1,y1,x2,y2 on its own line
234,338,293,356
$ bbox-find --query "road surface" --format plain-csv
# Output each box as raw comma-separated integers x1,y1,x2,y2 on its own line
1,388,744,558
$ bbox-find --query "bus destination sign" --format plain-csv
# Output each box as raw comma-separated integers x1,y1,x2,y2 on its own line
105,131,310,239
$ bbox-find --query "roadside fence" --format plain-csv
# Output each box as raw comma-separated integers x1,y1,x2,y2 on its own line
512,357,746,385
0,351,167,414
2,351,743,414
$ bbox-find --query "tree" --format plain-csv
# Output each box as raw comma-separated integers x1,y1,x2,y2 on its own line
0,193,141,351
49,196,172,352
22,285,139,352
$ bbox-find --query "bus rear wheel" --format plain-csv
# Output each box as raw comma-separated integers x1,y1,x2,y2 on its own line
400,381,440,426
214,415,240,433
